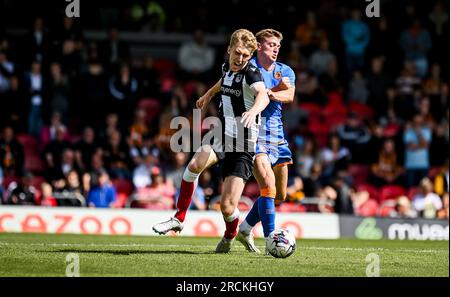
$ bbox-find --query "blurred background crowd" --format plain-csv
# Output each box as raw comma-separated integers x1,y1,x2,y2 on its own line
0,0,448,220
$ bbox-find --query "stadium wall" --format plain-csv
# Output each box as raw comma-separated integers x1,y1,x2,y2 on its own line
0,206,447,240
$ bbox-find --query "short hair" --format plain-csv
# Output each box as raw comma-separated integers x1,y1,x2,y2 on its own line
255,28,283,43
229,29,257,54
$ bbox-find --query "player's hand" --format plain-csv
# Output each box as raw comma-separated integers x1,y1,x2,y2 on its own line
241,111,257,128
279,77,291,89
272,77,291,92
196,95,209,110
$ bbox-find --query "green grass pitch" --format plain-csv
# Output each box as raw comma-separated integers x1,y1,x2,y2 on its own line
0,233,448,277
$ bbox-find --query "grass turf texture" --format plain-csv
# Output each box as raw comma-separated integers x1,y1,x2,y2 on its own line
0,233,448,277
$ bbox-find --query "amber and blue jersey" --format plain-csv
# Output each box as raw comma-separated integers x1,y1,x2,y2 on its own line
250,57,295,166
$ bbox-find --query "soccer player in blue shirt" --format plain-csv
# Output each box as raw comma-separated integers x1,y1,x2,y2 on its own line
236,29,296,254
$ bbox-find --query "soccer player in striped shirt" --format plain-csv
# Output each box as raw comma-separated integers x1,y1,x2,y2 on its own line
236,29,296,254
153,29,270,253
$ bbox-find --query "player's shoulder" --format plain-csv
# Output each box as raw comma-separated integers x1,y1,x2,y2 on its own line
244,62,262,77
222,61,230,73
243,63,263,84
276,62,294,73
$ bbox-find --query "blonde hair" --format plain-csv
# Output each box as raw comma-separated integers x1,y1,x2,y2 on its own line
229,29,257,54
255,28,283,43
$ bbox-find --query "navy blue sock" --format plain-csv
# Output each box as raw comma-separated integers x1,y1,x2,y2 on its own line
245,197,260,227
258,196,275,237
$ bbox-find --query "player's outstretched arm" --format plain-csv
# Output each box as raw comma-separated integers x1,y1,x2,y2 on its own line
196,79,222,110
269,77,295,104
241,82,270,128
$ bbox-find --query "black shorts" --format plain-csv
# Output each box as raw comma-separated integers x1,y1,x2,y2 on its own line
218,151,254,182
211,135,255,182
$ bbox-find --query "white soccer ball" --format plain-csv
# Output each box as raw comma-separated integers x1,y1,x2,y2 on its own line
266,229,296,258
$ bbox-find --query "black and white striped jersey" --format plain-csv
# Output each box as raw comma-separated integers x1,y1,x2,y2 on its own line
217,62,265,153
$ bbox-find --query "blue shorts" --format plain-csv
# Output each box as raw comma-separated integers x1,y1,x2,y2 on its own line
255,140,293,167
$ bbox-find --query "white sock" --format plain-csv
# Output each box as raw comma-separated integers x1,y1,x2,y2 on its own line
239,220,253,235
224,208,240,222
183,167,200,183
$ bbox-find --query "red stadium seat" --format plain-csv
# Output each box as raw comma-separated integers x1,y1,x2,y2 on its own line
137,98,161,124
428,167,442,179
2,175,20,188
299,102,322,117
277,202,307,213
326,91,343,106
378,200,396,217
112,193,128,208
379,185,406,202
24,154,46,174
356,184,380,201
348,101,374,120
308,122,330,148
356,199,379,217
407,187,419,200
153,58,177,77
348,165,370,186
322,103,347,119
30,175,45,190
112,178,134,196
16,134,38,149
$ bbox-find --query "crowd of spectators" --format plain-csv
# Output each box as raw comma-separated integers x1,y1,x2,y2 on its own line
0,1,448,219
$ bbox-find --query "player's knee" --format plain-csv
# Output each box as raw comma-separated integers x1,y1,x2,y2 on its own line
187,160,204,174
220,203,235,217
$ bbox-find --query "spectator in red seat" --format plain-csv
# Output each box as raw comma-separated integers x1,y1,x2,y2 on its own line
0,125,24,177
348,70,368,104
48,62,70,121
309,38,335,76
48,148,78,183
399,19,432,78
433,159,449,196
4,172,38,205
132,146,160,189
25,60,45,137
412,177,443,218
102,129,130,179
295,136,318,178
44,124,72,174
395,61,421,119
319,133,350,181
318,59,343,95
87,169,117,208
39,111,70,152
294,11,327,58
135,166,175,209
0,76,22,129
370,139,404,187
137,55,161,99
390,196,418,218
108,63,139,126
177,29,215,83
336,112,371,164
40,182,57,207
367,56,392,119
166,151,189,192
74,126,100,172
404,114,432,188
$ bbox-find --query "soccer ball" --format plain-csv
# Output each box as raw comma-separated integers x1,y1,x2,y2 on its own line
266,229,296,258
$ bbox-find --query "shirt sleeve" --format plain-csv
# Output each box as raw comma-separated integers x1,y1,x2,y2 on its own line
245,66,264,89
283,65,296,86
